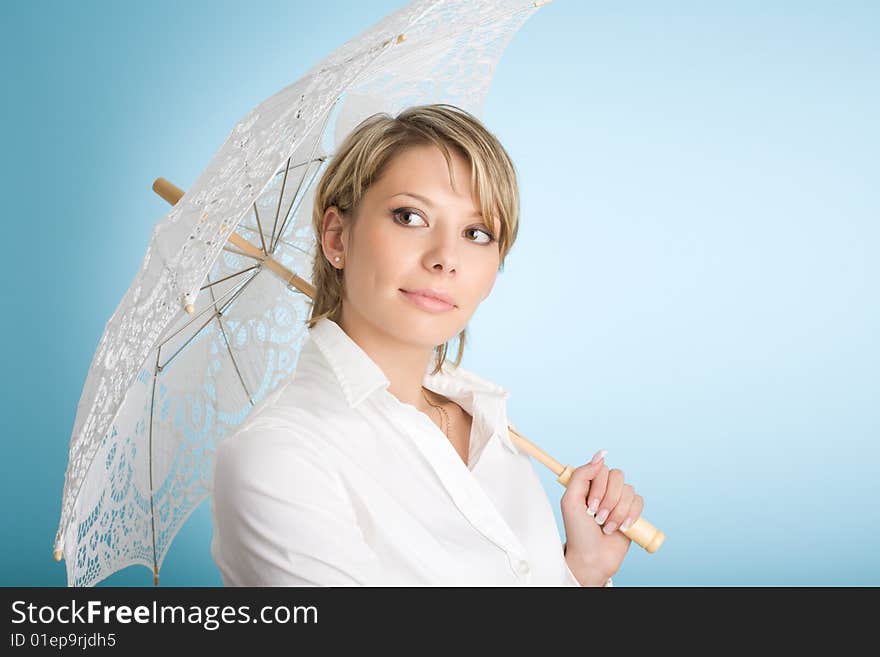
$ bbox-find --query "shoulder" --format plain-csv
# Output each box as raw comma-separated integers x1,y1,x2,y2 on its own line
213,392,331,487
219,343,353,453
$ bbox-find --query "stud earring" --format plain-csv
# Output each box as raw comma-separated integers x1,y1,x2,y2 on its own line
334,256,340,262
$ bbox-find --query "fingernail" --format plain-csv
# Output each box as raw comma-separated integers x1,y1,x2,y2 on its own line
587,499,598,515
591,449,607,464
603,521,618,535
620,518,633,532
595,508,609,524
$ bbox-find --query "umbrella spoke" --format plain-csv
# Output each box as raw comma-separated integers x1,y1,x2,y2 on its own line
224,232,316,298
268,157,291,255
276,156,327,176
156,267,261,354
222,244,261,260
272,154,329,255
253,158,328,257
274,158,321,252
149,266,261,586
147,347,160,586
198,264,260,292
236,223,309,255
157,269,260,373
207,274,255,407
251,202,268,255
270,100,338,254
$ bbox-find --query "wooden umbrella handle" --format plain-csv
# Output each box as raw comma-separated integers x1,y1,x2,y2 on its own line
152,176,666,556
508,425,665,554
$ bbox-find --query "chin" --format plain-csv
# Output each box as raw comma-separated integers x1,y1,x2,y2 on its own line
391,313,463,345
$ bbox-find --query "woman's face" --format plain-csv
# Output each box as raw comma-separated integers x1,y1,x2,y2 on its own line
323,142,501,350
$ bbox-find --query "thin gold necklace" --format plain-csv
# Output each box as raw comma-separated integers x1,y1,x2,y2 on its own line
421,387,450,438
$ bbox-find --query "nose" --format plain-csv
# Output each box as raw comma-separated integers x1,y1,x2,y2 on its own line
423,228,458,274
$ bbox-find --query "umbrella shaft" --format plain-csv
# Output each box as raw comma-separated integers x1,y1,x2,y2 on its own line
152,177,316,299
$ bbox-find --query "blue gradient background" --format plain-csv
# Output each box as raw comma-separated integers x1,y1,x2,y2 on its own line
2,0,877,586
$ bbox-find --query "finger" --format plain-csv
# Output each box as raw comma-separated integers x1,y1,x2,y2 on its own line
560,450,607,512
602,484,634,535
585,465,609,516
595,468,625,526
620,494,644,532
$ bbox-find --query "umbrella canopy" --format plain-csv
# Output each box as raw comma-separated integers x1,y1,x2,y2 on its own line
53,0,559,587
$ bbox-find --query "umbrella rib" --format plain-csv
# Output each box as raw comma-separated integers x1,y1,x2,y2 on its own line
268,157,291,254
271,153,329,256
222,245,262,260
237,223,309,256
56,270,261,580
207,274,254,407
157,267,259,350
270,106,337,255
148,347,160,586
270,15,420,257
157,270,261,373
272,155,327,179
251,202,268,255
198,264,260,292
272,157,322,254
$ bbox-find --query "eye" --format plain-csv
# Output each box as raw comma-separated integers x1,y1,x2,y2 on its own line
391,208,427,227
392,207,497,246
465,226,496,245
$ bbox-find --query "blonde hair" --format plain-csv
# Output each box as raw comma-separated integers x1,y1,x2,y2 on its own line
306,103,520,374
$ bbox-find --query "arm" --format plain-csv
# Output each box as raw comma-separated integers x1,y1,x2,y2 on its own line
210,423,382,586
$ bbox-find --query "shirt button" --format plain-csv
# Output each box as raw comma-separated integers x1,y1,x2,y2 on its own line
516,560,530,576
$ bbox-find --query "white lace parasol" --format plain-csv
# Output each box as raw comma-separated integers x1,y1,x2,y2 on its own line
53,0,557,587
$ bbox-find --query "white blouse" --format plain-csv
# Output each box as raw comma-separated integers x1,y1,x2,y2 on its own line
210,316,612,587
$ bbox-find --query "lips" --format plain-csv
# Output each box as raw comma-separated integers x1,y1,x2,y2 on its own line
400,288,457,306
399,289,457,312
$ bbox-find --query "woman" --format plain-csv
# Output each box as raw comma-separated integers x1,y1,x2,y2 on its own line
210,104,643,586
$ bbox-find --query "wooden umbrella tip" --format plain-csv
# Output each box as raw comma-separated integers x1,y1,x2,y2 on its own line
184,303,195,315
53,548,63,562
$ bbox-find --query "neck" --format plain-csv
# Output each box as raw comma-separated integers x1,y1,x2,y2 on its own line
338,306,438,415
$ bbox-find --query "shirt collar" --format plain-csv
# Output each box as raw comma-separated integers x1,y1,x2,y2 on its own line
307,317,519,454
307,316,390,408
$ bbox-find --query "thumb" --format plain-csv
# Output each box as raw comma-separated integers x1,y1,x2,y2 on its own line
562,449,607,504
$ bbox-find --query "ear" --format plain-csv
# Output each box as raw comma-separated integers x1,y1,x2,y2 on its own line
321,206,346,265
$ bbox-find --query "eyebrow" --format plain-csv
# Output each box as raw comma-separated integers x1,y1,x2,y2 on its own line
387,192,483,219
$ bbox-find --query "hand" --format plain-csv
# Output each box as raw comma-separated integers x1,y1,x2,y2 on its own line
560,449,644,586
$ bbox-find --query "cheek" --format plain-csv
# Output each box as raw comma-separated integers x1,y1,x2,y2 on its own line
460,253,499,303
357,224,414,281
